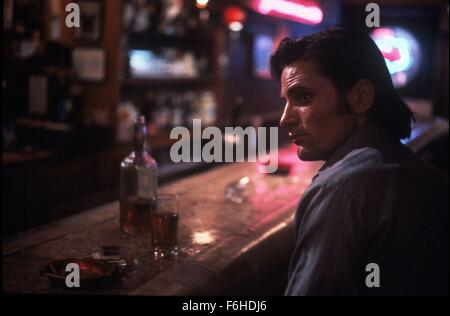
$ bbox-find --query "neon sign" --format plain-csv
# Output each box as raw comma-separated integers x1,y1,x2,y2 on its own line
250,0,323,25
371,27,421,88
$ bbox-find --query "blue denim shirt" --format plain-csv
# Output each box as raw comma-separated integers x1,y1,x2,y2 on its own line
285,124,448,296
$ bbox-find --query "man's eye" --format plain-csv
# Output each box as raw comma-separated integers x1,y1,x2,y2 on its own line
300,93,312,103
293,92,312,105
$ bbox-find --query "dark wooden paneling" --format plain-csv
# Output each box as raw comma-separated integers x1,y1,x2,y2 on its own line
2,145,130,237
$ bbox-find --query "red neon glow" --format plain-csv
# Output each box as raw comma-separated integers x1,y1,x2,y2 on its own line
382,47,401,62
251,0,323,25
224,6,246,25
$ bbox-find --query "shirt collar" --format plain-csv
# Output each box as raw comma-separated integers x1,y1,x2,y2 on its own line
314,123,395,178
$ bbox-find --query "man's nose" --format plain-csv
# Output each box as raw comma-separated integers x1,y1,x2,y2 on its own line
280,104,298,128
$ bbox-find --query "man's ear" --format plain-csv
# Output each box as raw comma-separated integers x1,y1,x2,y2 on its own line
346,79,375,115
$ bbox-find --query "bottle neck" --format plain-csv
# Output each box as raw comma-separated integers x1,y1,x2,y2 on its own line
133,121,147,154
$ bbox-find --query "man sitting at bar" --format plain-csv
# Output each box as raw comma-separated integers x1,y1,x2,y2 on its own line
270,27,448,296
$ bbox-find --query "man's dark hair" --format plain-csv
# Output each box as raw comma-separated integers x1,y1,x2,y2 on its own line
270,27,414,140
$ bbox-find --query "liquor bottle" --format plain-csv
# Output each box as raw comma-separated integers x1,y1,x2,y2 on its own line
184,91,198,128
171,92,184,127
154,92,171,131
198,91,217,126
159,0,187,36
119,115,158,234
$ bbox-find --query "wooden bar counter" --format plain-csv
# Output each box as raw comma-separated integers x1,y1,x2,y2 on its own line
2,147,322,295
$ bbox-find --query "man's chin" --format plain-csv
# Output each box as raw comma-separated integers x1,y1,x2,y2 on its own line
297,146,321,161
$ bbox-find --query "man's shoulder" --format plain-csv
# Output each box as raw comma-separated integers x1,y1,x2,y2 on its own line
313,147,396,189
307,144,447,200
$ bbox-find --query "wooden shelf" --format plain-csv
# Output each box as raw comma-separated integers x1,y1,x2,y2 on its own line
3,149,57,165
127,32,213,49
122,77,213,87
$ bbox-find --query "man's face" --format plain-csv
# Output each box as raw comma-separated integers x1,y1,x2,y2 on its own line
280,59,358,161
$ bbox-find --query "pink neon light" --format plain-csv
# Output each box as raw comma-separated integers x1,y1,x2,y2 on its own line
254,0,323,25
382,47,401,62
372,27,395,38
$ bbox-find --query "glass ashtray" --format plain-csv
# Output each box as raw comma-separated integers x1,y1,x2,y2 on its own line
40,258,116,288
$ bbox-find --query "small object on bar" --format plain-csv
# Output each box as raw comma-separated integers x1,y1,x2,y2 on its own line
92,246,128,274
224,176,253,204
40,258,115,287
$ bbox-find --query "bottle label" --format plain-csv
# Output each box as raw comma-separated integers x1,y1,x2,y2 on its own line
137,167,156,199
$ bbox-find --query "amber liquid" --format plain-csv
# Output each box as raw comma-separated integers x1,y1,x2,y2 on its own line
150,212,179,254
120,197,153,234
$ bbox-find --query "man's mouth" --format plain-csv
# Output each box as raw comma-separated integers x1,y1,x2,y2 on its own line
289,132,308,145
